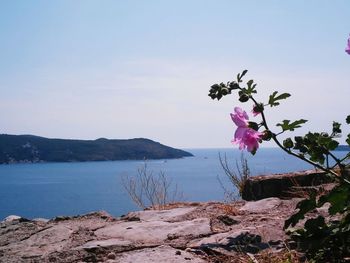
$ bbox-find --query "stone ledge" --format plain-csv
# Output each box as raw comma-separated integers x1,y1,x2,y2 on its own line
241,169,335,201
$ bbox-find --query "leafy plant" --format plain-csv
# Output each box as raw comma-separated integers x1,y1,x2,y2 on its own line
209,70,350,262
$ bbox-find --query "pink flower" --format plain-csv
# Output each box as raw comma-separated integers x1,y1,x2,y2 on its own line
230,107,249,127
232,127,262,153
230,107,262,153
346,35,350,55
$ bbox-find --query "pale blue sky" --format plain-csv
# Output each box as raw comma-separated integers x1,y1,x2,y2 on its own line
0,1,349,148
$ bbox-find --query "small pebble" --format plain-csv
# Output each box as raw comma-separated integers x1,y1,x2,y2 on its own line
107,252,116,259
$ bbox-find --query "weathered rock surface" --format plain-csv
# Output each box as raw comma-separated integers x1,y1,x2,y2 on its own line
0,197,324,263
242,169,335,200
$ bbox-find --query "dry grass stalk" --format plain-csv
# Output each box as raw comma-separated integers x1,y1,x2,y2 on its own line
217,152,251,201
122,163,184,210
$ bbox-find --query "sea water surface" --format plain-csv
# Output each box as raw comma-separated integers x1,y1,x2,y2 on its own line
0,148,343,220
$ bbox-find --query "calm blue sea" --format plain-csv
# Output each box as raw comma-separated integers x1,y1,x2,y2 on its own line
0,148,344,220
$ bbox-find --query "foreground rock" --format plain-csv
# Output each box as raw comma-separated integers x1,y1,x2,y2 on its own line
0,197,327,262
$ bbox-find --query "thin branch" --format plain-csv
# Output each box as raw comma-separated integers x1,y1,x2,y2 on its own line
249,96,339,178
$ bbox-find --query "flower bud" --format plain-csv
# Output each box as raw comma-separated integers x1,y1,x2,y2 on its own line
253,103,264,114
239,93,249,102
221,87,229,95
294,136,303,143
283,138,294,149
210,84,220,91
209,94,216,99
248,121,259,131
262,130,272,141
320,132,329,137
299,145,308,153
229,82,239,90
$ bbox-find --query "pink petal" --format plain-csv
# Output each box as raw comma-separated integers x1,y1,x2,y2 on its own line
234,127,247,141
346,36,350,55
231,107,249,127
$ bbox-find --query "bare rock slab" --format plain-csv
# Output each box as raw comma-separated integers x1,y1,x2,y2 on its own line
112,245,206,263
3,215,23,222
239,197,282,213
95,218,211,244
79,238,133,250
124,207,196,222
0,199,316,262
0,224,73,262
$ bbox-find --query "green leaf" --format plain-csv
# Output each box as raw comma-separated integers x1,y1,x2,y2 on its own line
268,91,291,107
276,119,308,132
284,195,317,229
327,140,339,151
309,150,325,165
246,80,257,95
304,216,327,233
241,69,248,78
318,183,350,215
317,134,339,151
247,79,254,87
346,115,350,124
237,70,248,83
332,121,342,134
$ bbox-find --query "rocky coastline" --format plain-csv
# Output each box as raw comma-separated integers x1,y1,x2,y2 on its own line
0,170,335,262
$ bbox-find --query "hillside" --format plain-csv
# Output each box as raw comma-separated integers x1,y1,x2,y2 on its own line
0,134,193,164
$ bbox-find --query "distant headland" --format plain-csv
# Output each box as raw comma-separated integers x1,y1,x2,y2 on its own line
335,145,350,151
0,134,193,164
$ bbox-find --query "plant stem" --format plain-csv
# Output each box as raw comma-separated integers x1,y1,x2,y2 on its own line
327,150,342,167
249,96,339,178
332,154,350,169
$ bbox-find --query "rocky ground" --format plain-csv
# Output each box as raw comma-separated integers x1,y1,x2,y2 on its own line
0,196,333,263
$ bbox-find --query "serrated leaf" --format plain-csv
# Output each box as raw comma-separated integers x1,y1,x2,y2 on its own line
304,216,327,233
268,91,291,107
310,151,325,165
346,115,350,124
237,70,248,83
276,119,308,132
318,184,350,215
327,140,339,151
284,196,317,229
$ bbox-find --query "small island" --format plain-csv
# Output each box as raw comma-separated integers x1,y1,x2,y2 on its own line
0,134,193,164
